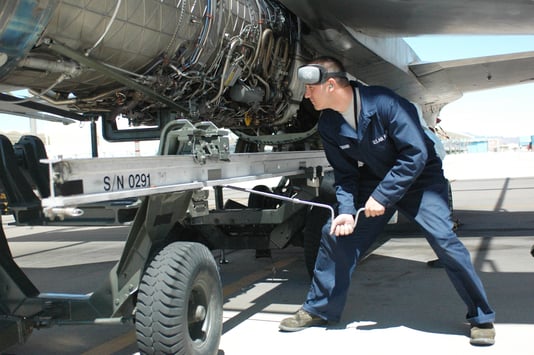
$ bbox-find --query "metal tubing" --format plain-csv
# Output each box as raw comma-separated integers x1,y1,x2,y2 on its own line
45,40,188,112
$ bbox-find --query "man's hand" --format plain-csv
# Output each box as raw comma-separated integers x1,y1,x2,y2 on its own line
330,213,355,236
365,196,385,217
329,199,384,236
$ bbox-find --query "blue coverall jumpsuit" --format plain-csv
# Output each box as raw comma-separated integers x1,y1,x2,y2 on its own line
302,82,495,326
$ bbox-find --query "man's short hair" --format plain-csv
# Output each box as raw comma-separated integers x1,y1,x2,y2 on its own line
308,56,350,87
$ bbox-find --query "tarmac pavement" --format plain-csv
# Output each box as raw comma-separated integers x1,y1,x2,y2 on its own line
2,152,534,354
217,152,534,355
217,235,533,355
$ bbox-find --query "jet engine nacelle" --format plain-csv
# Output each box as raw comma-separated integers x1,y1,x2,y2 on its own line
0,0,307,134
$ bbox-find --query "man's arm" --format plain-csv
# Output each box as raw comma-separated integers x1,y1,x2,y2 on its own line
371,97,428,208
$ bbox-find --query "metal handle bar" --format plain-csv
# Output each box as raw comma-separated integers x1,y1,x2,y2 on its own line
223,185,365,229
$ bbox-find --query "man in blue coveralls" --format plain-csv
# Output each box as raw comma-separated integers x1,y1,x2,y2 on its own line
278,56,496,345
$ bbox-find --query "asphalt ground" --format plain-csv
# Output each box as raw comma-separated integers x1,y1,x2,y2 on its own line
2,151,534,355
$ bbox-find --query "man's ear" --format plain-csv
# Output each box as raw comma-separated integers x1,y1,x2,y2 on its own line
327,78,335,90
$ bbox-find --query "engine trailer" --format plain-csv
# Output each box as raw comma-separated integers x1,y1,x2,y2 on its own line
0,120,334,354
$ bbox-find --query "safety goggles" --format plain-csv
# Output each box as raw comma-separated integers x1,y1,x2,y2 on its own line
297,64,347,85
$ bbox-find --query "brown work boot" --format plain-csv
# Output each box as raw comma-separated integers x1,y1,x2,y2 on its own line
470,323,495,346
279,309,327,332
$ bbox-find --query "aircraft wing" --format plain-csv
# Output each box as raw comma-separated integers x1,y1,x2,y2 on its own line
279,0,534,125
410,51,534,102
279,0,534,36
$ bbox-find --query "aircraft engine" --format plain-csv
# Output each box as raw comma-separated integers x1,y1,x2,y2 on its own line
0,0,307,133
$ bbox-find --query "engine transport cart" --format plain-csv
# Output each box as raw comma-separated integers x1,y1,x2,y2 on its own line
0,119,334,354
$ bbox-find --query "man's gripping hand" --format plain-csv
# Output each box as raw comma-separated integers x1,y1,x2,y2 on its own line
365,196,385,217
330,214,356,236
329,198,385,236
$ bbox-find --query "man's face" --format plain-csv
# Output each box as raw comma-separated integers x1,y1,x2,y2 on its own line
304,83,329,111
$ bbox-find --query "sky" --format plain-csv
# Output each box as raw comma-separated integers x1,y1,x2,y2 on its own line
404,35,534,138
2,35,534,158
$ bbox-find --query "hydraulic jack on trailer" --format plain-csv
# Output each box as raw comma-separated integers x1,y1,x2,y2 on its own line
0,119,334,353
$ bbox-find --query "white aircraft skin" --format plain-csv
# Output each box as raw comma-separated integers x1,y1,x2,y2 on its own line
1,0,533,135
280,0,534,127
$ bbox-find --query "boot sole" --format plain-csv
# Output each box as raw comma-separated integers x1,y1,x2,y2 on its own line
279,321,327,332
470,337,495,346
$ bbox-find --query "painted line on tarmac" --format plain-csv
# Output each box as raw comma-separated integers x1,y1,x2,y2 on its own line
83,255,299,354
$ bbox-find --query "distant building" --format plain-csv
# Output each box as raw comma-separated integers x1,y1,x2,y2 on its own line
467,140,489,153
442,131,472,154
441,130,527,154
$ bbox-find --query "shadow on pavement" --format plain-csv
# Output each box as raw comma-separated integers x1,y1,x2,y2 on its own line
222,247,534,338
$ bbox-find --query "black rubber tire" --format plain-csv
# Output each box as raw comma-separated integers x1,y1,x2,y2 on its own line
247,185,279,209
302,171,336,279
248,185,278,258
135,242,223,355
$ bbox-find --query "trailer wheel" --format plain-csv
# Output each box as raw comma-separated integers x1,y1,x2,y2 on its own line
135,242,222,355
